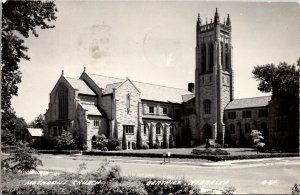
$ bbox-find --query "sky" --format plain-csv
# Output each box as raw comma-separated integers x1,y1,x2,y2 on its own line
11,1,300,123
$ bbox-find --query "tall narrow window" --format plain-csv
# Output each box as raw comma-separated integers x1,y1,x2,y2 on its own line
201,44,206,73
221,42,224,70
225,43,229,71
208,43,214,72
57,84,68,120
126,94,130,113
203,100,211,114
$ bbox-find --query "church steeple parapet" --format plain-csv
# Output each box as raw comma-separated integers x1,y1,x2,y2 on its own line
226,14,231,27
214,8,220,25
197,13,201,31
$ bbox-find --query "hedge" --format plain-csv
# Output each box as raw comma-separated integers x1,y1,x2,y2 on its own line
37,150,299,161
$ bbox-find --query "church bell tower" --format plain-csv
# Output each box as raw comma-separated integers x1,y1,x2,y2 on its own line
195,9,233,145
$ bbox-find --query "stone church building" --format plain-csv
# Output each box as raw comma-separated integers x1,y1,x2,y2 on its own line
45,9,298,151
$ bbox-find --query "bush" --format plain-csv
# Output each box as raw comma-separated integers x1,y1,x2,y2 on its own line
2,142,43,173
109,180,147,194
142,143,149,150
101,147,108,152
93,134,108,150
191,148,230,155
82,144,88,151
107,139,120,151
212,143,222,148
115,146,122,151
169,134,175,149
55,131,76,150
122,129,127,150
153,143,160,149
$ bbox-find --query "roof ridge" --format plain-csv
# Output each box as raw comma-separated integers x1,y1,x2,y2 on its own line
232,95,271,100
87,73,124,81
132,80,190,92
88,72,190,92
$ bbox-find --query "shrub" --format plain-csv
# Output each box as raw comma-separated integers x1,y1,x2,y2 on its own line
109,180,147,194
136,127,143,149
142,143,149,150
122,129,127,150
107,138,120,151
212,143,222,148
115,146,122,150
162,129,168,149
94,134,108,150
215,148,230,155
2,141,43,173
82,144,88,151
191,148,230,156
251,130,265,153
149,130,153,149
55,130,76,150
101,147,108,152
153,143,160,149
169,134,175,148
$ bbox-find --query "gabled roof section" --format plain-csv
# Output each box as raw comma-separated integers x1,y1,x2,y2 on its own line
27,128,43,137
182,94,195,102
225,96,271,110
103,82,122,94
86,73,192,103
79,103,103,116
65,77,95,96
87,73,123,89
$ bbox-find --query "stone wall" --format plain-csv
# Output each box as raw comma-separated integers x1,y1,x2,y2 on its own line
224,107,269,147
114,79,141,146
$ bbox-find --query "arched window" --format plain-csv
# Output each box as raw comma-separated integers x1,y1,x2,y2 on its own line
126,94,130,113
156,123,162,135
170,124,175,136
229,124,235,134
225,43,229,71
208,43,214,72
203,100,211,114
57,84,68,120
201,44,206,73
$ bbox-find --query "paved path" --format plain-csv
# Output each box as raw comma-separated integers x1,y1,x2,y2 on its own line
34,154,300,194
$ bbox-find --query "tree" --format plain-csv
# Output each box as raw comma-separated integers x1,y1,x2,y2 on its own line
136,126,143,149
250,130,265,154
1,1,57,136
252,62,299,98
122,129,127,150
30,114,46,129
162,129,168,149
169,134,175,149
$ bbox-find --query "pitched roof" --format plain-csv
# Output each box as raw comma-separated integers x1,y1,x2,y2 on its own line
27,128,43,137
65,77,95,96
87,73,192,103
103,82,122,94
225,96,271,110
182,94,195,102
142,114,175,121
80,103,103,116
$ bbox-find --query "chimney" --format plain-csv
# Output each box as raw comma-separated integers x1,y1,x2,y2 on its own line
188,83,194,93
